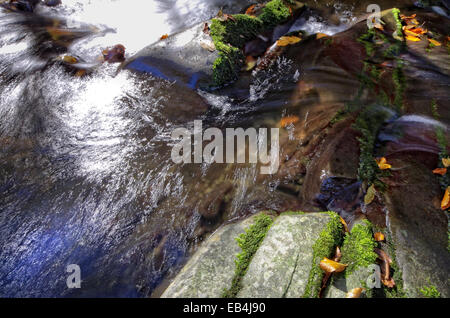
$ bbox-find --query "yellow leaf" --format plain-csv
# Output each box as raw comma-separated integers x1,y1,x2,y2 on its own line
428,38,442,46
277,35,302,47
319,258,348,274
62,55,78,64
406,35,421,42
433,168,447,176
316,33,328,39
280,116,300,128
364,184,376,205
340,217,349,233
374,232,385,242
404,29,421,38
443,158,450,168
442,187,450,210
346,288,365,298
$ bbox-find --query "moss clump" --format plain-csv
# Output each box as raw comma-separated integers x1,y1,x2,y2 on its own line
420,285,441,298
340,220,378,276
392,8,403,39
259,0,291,28
280,211,306,216
353,107,392,189
210,0,291,87
223,214,273,298
303,212,343,298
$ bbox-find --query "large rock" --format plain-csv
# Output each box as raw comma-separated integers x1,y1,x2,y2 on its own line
238,213,338,298
123,21,218,89
161,213,262,298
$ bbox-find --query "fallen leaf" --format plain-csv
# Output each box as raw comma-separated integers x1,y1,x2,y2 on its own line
374,248,395,288
346,288,365,298
333,246,342,262
441,187,450,210
340,217,349,233
244,56,257,71
276,35,302,47
320,258,348,274
75,69,86,77
443,158,450,168
364,184,376,205
376,157,392,170
160,34,169,40
374,23,384,31
316,33,328,39
245,4,256,16
428,38,442,46
200,40,216,52
203,22,210,35
374,232,385,242
400,14,416,20
433,168,447,176
406,34,421,42
62,55,78,64
404,29,422,38
409,27,427,35
280,115,300,128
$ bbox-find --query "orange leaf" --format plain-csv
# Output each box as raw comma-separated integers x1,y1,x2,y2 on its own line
346,288,365,298
433,168,447,176
276,35,301,47
62,55,78,64
376,157,392,170
382,278,396,288
319,258,348,274
374,232,385,242
406,34,421,42
333,246,342,263
340,217,349,233
441,187,450,210
428,38,442,46
400,14,416,20
160,34,169,40
245,4,256,16
316,33,328,39
409,27,427,35
443,158,450,168
280,116,300,128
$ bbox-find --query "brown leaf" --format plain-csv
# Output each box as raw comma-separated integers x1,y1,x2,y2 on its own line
203,22,210,35
245,4,256,16
346,288,365,298
374,232,385,242
320,258,348,274
280,115,300,128
374,248,395,288
160,34,169,40
433,168,447,176
333,246,342,263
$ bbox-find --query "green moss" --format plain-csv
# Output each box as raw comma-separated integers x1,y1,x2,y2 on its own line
392,8,403,39
223,214,273,298
280,211,306,216
353,107,392,189
431,99,440,119
259,0,291,28
303,212,343,298
358,28,377,57
420,285,441,298
209,0,291,87
383,231,406,298
392,61,405,112
341,220,378,276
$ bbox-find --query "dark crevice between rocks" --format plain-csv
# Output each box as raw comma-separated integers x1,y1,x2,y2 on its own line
282,248,301,298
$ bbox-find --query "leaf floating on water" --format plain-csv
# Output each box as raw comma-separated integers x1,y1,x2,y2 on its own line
160,34,169,40
433,168,447,176
428,38,442,46
280,115,300,128
319,258,348,274
442,158,450,168
376,157,392,170
276,35,302,47
346,288,365,298
441,187,450,210
340,217,349,233
364,184,376,205
374,232,385,242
